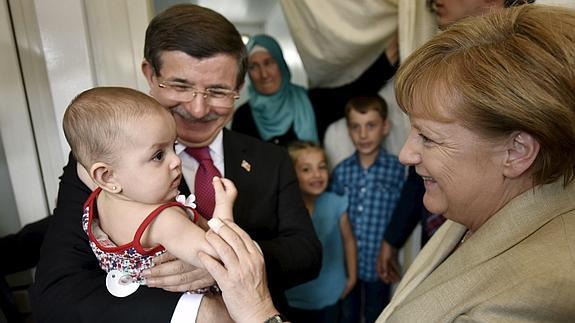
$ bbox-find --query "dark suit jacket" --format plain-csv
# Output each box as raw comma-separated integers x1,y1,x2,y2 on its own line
31,129,321,322
308,50,396,141
384,166,431,249
231,102,299,147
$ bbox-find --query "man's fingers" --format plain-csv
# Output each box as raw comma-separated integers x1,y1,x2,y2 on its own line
144,259,215,291
146,258,191,277
152,252,177,266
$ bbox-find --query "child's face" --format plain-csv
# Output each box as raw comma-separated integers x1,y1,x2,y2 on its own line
294,148,329,197
347,108,389,157
113,112,182,204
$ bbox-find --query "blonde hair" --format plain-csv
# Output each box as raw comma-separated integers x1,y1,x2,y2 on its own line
287,141,326,167
395,4,575,185
63,87,170,169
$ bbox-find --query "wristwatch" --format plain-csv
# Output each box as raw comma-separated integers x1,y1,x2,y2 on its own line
263,314,288,323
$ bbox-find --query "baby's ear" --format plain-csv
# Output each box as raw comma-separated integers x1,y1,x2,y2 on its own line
91,162,122,193
502,131,540,179
77,162,97,191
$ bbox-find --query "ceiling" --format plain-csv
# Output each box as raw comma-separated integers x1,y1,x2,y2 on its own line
153,0,279,25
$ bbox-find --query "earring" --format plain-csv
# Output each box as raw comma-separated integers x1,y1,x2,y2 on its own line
112,186,117,190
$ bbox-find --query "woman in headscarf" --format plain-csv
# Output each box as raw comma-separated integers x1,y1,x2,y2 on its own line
232,34,319,146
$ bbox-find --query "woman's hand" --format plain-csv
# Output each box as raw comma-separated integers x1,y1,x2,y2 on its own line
198,219,279,323
142,252,215,292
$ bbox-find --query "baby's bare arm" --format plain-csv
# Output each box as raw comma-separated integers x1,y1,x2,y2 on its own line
212,177,236,222
145,178,236,269
144,207,218,269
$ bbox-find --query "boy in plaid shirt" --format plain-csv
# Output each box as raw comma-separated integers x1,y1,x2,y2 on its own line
329,95,405,323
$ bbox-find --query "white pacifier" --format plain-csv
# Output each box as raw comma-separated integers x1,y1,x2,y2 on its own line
106,269,139,297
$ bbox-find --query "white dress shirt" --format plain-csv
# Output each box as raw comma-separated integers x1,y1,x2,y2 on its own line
171,130,225,323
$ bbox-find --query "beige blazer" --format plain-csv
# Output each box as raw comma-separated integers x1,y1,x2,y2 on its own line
378,179,575,322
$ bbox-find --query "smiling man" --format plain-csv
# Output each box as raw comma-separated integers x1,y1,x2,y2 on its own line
32,4,321,323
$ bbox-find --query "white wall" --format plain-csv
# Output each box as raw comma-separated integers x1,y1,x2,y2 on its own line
1,0,150,232
538,0,575,8
0,0,48,232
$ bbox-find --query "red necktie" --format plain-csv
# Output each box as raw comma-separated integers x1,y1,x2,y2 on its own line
185,147,221,219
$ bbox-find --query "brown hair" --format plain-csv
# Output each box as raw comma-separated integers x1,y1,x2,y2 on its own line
344,95,388,121
63,87,170,168
144,4,247,89
395,5,575,185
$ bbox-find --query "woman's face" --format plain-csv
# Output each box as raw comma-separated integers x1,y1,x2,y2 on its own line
399,108,510,230
432,0,501,28
248,51,282,95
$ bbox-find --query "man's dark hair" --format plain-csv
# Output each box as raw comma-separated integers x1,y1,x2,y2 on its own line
144,4,247,89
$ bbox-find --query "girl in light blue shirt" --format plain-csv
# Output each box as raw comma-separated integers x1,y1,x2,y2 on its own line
285,141,357,323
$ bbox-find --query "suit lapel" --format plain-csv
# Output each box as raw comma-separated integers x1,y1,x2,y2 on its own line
222,128,249,182
378,221,466,322
221,129,255,224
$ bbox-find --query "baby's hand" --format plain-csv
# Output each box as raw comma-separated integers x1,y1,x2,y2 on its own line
212,177,236,222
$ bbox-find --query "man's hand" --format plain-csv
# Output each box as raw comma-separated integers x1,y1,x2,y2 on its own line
143,252,215,292
376,241,401,284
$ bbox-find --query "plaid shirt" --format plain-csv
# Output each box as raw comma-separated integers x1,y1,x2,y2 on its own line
330,149,405,281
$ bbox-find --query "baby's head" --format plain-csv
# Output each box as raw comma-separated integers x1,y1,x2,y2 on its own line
287,141,329,197
64,87,182,203
63,87,172,169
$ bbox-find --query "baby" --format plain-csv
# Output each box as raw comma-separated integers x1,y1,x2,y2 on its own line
63,86,236,297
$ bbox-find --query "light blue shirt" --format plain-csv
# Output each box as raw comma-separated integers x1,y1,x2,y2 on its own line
285,192,348,309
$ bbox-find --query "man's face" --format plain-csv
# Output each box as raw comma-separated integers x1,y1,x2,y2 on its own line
433,0,504,28
143,50,239,148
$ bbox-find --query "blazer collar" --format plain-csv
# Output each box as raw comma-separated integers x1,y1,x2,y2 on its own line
395,179,575,306
222,129,251,180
